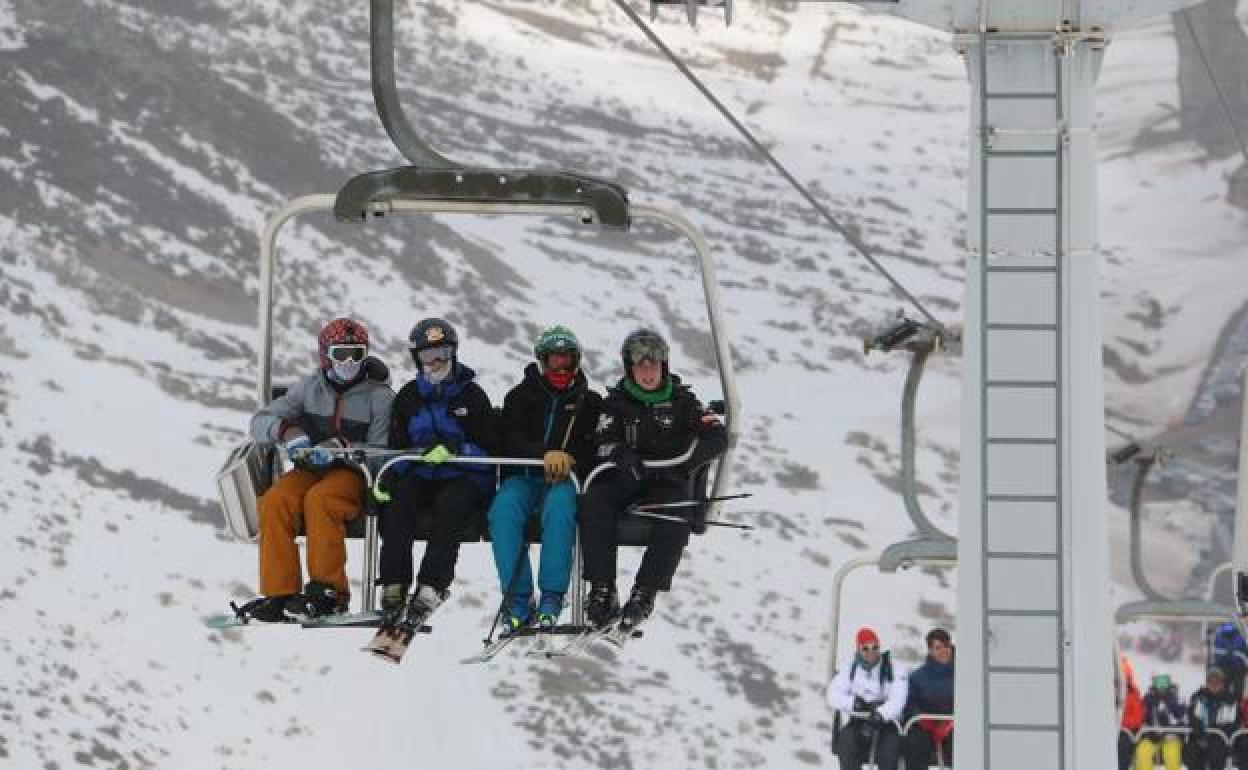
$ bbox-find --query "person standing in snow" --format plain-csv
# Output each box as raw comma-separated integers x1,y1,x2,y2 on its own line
375,317,499,621
826,627,909,770
486,325,601,633
245,318,394,621
579,327,728,631
901,628,955,769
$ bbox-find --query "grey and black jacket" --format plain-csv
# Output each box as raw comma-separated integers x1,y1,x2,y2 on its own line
250,357,395,449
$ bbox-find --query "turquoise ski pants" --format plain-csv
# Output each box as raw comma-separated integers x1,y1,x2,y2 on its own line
487,475,577,597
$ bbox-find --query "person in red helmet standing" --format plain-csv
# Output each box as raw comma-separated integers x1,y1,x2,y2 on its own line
826,627,909,770
241,318,394,622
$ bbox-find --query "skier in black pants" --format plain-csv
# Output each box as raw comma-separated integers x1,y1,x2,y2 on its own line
580,328,728,630
377,318,499,619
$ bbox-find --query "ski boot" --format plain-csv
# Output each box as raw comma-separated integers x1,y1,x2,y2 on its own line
619,584,657,631
586,583,619,629
284,581,348,621
537,591,565,630
503,594,535,636
380,583,409,621
239,595,294,623
400,583,447,630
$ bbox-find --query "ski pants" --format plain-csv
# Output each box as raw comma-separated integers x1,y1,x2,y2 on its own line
579,470,690,592
257,467,363,597
834,718,900,770
1117,731,1135,770
901,726,952,769
487,475,577,599
378,474,487,592
1184,732,1230,770
1134,734,1181,770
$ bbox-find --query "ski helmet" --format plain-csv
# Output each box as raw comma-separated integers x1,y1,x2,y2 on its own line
535,325,581,390
318,318,370,371
620,328,669,375
408,317,458,372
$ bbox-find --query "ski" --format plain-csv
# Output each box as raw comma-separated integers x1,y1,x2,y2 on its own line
525,624,590,659
603,621,646,648
551,624,622,658
202,612,294,630
301,611,388,629
362,605,436,665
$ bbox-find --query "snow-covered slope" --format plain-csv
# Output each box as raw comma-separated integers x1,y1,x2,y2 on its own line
1,1,1245,767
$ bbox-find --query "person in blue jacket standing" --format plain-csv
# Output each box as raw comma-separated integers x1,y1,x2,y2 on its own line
487,325,601,633
377,318,499,619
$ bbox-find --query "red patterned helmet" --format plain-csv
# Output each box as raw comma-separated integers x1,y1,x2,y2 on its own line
317,318,370,370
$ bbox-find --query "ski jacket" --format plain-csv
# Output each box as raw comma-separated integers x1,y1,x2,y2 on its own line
499,364,602,479
388,363,499,489
1188,687,1240,736
250,357,393,448
826,652,909,723
1121,678,1145,731
593,373,727,481
1141,687,1186,729
904,656,954,720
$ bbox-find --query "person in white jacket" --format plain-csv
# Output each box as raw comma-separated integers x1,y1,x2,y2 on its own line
826,627,910,770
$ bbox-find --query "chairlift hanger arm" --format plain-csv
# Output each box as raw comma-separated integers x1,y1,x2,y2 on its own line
370,0,453,168
334,166,631,229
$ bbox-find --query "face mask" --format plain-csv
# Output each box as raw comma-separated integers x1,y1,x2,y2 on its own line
328,358,363,383
544,368,576,390
424,365,451,385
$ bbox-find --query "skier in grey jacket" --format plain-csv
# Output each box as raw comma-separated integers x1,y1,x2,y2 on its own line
246,318,395,621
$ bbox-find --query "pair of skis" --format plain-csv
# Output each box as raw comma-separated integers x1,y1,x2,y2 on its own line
460,618,644,664
361,601,438,664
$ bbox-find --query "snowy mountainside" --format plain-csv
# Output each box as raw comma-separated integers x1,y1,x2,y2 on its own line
0,1,1245,768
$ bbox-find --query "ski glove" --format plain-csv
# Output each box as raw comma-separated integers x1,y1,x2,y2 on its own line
284,434,332,468
543,450,575,483
421,445,454,465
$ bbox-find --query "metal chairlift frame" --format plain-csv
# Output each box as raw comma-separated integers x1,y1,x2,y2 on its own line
256,196,739,620
825,318,957,680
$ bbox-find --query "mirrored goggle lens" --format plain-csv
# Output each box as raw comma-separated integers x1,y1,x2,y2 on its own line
328,344,367,362
626,340,667,364
416,345,453,364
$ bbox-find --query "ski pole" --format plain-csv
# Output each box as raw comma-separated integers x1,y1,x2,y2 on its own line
629,493,752,512
623,507,754,530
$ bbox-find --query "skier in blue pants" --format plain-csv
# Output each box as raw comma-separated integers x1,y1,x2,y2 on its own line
487,326,602,632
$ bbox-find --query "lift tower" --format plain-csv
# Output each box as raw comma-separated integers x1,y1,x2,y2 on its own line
853,1,1203,767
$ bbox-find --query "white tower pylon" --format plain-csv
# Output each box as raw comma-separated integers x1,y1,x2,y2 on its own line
857,1,1202,767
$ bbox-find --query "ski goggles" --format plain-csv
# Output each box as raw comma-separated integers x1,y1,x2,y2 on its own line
415,345,454,365
541,350,579,371
327,344,367,363
624,338,668,365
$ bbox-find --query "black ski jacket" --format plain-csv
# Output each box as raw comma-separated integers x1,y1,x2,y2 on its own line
499,363,602,478
593,373,727,482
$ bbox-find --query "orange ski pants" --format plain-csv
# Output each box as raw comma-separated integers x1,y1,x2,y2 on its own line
257,467,364,596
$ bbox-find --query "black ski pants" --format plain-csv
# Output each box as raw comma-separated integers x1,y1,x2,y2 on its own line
901,726,952,769
378,474,487,592
1185,732,1230,770
579,470,690,591
834,718,900,770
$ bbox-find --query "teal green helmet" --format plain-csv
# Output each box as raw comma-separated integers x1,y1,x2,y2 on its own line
534,325,581,361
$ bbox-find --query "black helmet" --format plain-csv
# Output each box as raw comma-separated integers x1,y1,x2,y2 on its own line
408,317,458,370
620,328,669,373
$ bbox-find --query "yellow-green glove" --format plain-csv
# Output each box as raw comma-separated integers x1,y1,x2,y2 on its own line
371,481,392,504
422,444,453,465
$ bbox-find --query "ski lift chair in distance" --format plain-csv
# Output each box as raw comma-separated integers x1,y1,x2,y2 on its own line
825,316,957,768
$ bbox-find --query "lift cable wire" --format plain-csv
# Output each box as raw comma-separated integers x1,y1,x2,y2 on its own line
1179,4,1248,169
611,0,946,331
